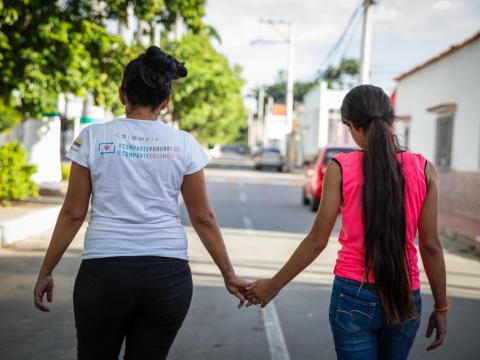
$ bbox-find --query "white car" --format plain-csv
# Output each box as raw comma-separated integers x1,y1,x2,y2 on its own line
253,148,285,171
209,144,222,159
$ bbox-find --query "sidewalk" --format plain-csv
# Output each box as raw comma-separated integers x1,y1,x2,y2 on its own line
0,183,67,247
439,211,480,258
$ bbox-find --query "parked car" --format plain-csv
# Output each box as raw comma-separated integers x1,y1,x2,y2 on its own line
303,145,357,211
220,143,248,154
253,147,285,171
209,144,222,159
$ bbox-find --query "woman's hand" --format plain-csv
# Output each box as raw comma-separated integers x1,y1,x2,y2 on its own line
244,279,280,308
426,311,447,351
224,274,250,309
34,275,54,312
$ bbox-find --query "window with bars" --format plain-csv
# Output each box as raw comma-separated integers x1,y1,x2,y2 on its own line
435,114,454,169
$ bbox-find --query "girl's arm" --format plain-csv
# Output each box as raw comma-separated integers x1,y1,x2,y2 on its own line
34,162,91,311
246,160,342,306
181,170,249,308
418,161,448,351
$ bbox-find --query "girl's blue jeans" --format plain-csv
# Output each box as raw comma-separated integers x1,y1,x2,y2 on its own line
329,276,422,360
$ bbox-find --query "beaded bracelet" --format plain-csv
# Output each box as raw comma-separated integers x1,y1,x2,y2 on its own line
434,299,452,313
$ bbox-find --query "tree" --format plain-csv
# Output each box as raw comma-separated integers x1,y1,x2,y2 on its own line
0,0,208,133
0,1,133,132
165,34,247,145
320,58,359,89
251,70,317,107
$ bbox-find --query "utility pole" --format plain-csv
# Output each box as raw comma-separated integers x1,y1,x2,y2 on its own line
360,0,375,84
285,22,295,134
264,96,274,147
251,19,295,158
257,87,265,146
153,21,161,47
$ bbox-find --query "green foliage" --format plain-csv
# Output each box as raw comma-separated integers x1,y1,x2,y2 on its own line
321,58,359,88
0,142,39,204
0,94,21,133
0,0,239,145
339,58,359,76
0,0,208,132
252,71,317,105
165,34,247,145
256,58,361,106
0,1,132,130
61,163,71,181
106,0,206,31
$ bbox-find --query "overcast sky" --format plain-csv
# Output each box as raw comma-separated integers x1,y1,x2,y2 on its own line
204,0,480,108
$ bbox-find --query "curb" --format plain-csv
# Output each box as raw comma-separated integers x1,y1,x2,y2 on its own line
440,227,480,259
0,206,61,247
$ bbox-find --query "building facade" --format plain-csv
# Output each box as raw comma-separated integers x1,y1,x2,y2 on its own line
394,32,480,172
300,81,353,161
394,31,480,220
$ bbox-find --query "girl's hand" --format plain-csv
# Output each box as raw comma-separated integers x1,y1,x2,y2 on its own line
34,275,54,312
426,311,447,351
224,274,250,309
244,279,280,308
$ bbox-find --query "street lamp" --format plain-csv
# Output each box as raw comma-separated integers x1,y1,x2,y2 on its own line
251,18,295,137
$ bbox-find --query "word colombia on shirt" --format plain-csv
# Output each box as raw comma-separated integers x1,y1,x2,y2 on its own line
66,118,209,174
64,118,209,260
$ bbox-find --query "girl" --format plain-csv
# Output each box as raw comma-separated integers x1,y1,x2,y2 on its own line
246,85,449,359
33,46,248,359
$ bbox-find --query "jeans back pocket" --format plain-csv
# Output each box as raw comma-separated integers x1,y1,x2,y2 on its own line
400,294,422,338
335,293,376,334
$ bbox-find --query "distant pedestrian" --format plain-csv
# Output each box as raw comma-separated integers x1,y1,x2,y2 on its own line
245,85,449,359
34,46,249,359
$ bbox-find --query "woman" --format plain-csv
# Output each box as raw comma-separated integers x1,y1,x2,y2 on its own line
34,46,248,359
246,85,449,359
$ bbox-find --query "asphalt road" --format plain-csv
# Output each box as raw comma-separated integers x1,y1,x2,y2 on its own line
0,154,479,359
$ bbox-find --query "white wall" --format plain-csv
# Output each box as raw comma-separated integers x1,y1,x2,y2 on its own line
300,81,349,158
264,114,287,141
300,84,320,158
395,39,480,171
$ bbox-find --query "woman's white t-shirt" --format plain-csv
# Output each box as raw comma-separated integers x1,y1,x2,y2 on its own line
66,118,209,260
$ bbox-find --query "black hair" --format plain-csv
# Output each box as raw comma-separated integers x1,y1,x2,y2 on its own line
341,85,414,324
121,46,187,109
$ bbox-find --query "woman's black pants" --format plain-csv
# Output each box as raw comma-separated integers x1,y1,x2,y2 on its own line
73,256,192,360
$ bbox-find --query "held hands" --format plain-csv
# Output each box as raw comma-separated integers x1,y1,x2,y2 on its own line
224,274,251,309
243,279,280,308
224,276,281,309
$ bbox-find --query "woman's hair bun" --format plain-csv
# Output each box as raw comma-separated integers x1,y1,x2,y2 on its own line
143,46,187,82
121,46,187,109
175,62,188,79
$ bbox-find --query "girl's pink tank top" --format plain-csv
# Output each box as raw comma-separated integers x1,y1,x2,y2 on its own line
333,151,427,290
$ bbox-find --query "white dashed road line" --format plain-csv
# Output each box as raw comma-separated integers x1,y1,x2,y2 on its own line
262,300,291,360
241,213,290,360
242,216,255,235
239,192,247,203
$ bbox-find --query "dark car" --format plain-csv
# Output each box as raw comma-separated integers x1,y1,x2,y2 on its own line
221,143,248,154
303,145,357,211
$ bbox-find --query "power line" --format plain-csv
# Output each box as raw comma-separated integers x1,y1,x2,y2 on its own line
319,0,364,70
335,6,363,64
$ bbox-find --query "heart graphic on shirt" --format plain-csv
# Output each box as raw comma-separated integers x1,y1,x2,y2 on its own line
99,142,115,154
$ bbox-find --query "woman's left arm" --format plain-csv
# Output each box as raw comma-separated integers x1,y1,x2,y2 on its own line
246,161,342,306
34,162,91,312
